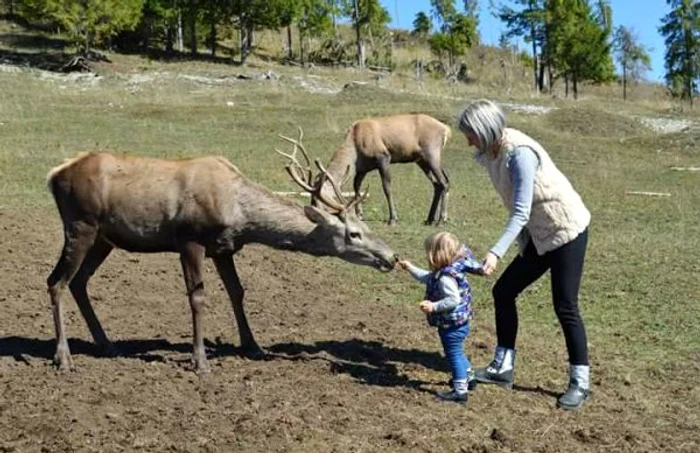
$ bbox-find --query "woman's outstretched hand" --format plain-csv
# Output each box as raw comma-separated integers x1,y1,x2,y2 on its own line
482,252,499,276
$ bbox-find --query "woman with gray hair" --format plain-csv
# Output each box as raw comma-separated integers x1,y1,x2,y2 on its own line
458,99,591,410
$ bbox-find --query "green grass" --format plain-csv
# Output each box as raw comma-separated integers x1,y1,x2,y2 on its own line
1,26,700,444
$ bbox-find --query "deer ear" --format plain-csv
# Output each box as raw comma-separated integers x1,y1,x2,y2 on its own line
304,205,335,226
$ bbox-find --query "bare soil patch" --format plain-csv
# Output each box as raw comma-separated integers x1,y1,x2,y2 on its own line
1,208,697,452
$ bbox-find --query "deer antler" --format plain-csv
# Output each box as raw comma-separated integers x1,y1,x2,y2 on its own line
315,159,347,204
277,127,346,212
345,184,370,213
316,159,369,214
277,126,314,187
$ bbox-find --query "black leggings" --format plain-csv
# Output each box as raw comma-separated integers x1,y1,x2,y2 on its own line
492,229,589,365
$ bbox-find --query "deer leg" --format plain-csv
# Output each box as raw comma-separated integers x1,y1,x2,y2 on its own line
418,159,449,225
377,158,398,225
179,242,210,373
69,237,116,356
438,167,450,224
47,221,99,371
212,254,264,359
353,170,368,220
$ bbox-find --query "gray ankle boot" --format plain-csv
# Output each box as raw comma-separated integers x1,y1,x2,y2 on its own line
557,365,590,410
474,347,515,389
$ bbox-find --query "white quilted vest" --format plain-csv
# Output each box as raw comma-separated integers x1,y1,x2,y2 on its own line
480,128,590,256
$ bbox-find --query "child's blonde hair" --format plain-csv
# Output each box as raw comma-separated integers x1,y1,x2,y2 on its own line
424,232,463,271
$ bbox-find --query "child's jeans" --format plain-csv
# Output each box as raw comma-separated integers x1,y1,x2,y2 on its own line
438,323,472,382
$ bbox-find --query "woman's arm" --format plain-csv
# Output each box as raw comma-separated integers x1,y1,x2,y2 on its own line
490,146,539,259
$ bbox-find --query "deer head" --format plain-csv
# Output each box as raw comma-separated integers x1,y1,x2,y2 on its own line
276,127,396,272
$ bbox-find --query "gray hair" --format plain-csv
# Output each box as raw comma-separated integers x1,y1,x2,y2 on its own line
457,99,506,154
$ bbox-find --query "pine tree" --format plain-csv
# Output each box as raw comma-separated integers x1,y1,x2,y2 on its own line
21,0,145,54
496,0,546,91
297,0,333,63
412,11,432,39
429,0,477,67
232,0,281,63
659,0,700,107
341,0,390,68
613,25,652,100
547,0,613,99
278,0,302,59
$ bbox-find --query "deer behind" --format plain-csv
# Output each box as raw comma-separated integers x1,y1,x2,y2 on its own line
46,151,396,373
317,114,452,225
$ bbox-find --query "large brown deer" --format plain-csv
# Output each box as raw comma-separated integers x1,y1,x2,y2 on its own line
314,114,452,226
46,141,396,373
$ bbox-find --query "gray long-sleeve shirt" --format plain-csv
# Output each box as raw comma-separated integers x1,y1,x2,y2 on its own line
490,146,540,258
404,251,483,312
404,262,463,312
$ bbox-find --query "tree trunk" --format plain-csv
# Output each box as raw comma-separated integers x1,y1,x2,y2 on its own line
84,29,91,56
622,65,627,101
177,8,183,53
210,20,216,57
573,74,578,100
165,24,174,54
299,32,305,64
537,57,546,93
240,21,248,64
287,25,293,59
530,26,538,92
188,0,197,56
354,0,365,68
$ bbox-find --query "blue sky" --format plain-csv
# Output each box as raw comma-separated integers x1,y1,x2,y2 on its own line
379,0,671,82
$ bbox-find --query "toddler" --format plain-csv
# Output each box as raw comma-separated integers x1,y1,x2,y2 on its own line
398,232,483,403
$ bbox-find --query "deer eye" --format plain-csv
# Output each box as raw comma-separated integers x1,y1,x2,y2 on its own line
348,231,362,240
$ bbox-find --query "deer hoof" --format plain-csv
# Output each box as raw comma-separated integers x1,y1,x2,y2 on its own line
193,358,211,374
54,351,74,372
244,343,266,360
99,342,120,358
388,219,398,226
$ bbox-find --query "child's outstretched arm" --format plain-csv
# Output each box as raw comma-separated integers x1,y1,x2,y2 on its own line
397,259,432,283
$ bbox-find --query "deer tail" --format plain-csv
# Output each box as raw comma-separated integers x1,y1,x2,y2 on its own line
46,152,91,190
443,125,452,147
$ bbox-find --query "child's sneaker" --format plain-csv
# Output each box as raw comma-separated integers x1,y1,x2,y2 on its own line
436,389,468,404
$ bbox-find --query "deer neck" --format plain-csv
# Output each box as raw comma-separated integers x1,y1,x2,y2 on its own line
327,144,357,181
238,189,336,256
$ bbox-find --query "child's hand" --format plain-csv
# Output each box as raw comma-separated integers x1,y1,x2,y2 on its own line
419,300,434,313
397,259,411,270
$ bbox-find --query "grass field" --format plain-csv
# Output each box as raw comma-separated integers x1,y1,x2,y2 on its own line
1,20,699,453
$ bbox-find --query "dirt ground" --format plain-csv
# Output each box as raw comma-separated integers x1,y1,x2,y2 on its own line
1,208,698,453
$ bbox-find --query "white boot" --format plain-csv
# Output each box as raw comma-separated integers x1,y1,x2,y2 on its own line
557,364,590,410
474,346,516,389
